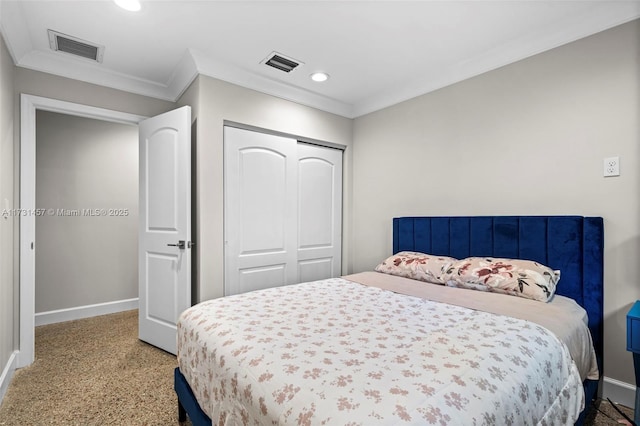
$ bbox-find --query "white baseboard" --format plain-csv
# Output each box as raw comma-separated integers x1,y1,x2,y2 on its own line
603,376,636,408
0,351,17,406
35,298,139,326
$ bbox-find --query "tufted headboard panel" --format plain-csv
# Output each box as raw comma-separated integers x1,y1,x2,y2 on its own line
392,215,604,379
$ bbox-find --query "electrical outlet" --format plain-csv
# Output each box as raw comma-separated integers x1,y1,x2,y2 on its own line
603,156,620,177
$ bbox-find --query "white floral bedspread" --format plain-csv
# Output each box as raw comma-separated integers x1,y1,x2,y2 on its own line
177,278,584,425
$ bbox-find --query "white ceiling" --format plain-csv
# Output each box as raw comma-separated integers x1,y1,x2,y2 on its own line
1,1,639,118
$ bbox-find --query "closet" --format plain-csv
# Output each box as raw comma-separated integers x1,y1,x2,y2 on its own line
224,126,343,295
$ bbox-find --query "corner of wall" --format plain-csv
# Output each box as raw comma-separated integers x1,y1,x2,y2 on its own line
0,30,17,407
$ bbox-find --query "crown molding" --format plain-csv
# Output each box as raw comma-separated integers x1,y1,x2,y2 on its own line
16,50,178,100
165,49,200,101
189,49,354,118
2,2,638,119
351,2,640,117
0,1,31,65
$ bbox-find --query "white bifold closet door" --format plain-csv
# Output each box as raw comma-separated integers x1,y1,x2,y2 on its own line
224,126,342,296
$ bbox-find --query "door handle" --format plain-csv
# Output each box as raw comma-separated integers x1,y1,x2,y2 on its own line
167,240,186,249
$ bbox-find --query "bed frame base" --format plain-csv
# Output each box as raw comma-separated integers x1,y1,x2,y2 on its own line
174,367,212,425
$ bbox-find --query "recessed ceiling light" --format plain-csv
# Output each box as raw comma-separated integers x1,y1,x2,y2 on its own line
114,0,141,12
310,72,329,82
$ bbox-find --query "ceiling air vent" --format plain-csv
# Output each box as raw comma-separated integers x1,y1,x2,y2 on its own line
261,52,303,73
48,30,104,63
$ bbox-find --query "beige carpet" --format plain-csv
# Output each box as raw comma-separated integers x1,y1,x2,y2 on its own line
0,310,634,425
0,310,190,425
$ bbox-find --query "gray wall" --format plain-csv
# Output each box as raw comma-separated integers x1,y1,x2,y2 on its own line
177,76,354,302
0,33,16,382
35,110,138,313
352,20,640,387
14,69,175,119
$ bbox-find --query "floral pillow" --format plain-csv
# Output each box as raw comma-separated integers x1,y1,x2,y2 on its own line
442,257,560,302
374,251,458,285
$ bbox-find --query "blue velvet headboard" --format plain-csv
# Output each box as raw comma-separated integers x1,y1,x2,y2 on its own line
393,216,604,380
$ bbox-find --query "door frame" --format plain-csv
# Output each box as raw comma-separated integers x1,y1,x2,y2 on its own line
18,94,146,368
224,120,347,151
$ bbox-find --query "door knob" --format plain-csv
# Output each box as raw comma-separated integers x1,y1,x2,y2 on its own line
167,240,186,249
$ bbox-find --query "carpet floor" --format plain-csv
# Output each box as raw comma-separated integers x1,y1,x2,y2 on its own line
0,310,634,425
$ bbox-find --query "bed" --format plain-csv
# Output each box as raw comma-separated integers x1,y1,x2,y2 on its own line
174,215,603,425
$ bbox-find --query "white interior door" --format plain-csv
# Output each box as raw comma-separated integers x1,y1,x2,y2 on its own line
138,106,191,354
297,144,342,282
224,126,297,296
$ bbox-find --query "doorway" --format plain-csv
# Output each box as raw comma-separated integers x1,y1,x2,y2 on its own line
34,110,138,325
19,94,146,368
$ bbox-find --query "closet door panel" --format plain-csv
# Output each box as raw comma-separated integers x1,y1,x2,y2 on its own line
297,144,343,282
237,147,288,254
225,127,343,295
224,127,297,296
298,258,333,283
298,157,334,247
